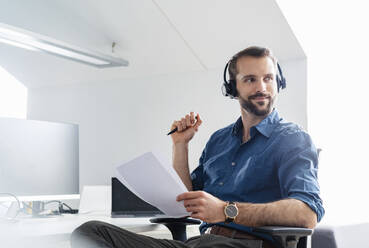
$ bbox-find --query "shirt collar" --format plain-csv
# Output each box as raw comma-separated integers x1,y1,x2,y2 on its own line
232,109,282,138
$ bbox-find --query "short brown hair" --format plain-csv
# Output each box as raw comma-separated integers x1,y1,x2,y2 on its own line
228,46,277,81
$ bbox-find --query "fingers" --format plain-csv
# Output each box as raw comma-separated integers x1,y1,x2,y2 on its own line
171,120,182,132
177,191,205,201
190,112,195,124
182,198,204,216
185,114,191,127
185,205,203,213
190,212,202,220
181,117,186,131
172,112,201,133
170,120,178,131
194,114,202,132
183,198,204,207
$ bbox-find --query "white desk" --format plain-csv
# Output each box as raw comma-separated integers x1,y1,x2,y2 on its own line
0,213,163,248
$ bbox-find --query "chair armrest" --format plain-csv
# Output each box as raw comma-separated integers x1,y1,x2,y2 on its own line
150,218,312,248
150,217,201,242
252,226,313,248
150,217,201,225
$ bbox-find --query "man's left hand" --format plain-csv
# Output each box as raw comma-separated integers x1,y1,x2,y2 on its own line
176,191,226,223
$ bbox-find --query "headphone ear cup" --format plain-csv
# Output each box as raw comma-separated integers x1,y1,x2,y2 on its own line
280,77,286,90
221,83,230,97
222,82,234,97
276,75,287,92
276,75,282,92
222,80,237,98
276,63,287,92
229,79,238,97
223,61,238,98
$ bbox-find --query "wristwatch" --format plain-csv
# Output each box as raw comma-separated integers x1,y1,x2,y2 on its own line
224,201,238,224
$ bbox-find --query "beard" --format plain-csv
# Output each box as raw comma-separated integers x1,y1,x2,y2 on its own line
239,92,275,117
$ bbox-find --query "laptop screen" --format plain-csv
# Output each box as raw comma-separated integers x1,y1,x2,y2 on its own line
111,177,163,215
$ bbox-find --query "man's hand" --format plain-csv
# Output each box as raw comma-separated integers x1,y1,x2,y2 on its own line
170,112,202,145
171,112,202,191
176,191,226,223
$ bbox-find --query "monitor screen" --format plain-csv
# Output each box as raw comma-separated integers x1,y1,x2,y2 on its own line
0,118,79,197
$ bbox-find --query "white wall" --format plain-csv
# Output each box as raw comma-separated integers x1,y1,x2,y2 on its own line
0,66,28,119
27,59,306,188
277,59,307,130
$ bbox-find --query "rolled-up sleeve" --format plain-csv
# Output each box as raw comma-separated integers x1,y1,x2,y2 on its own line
191,149,206,191
278,130,325,222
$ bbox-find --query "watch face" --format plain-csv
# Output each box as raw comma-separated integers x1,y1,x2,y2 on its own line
225,204,238,218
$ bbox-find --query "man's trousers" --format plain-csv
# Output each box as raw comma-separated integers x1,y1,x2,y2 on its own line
71,220,265,248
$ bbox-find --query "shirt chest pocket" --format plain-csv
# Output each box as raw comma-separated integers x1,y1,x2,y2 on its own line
237,155,276,192
203,155,228,186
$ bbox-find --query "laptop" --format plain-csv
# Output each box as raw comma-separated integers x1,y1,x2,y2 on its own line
111,177,164,218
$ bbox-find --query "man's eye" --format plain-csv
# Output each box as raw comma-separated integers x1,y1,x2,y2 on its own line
244,78,255,83
265,76,273,82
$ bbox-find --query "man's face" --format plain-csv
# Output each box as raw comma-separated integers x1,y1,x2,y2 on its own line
235,56,278,117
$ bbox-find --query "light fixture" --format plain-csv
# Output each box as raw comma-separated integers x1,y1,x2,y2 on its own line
0,23,129,68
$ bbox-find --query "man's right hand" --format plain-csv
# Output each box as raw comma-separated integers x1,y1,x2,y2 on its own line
170,112,202,145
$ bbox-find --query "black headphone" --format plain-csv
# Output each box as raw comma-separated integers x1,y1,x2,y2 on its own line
222,60,287,98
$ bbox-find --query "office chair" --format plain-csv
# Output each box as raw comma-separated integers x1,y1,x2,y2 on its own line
150,217,312,248
150,149,323,248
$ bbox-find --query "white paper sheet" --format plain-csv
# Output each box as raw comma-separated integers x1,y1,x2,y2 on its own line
116,152,189,217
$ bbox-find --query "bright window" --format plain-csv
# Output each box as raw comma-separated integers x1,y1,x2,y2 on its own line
0,66,27,118
277,1,369,225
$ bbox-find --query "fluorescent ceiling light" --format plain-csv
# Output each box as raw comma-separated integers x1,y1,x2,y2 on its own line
0,23,129,68
0,37,38,51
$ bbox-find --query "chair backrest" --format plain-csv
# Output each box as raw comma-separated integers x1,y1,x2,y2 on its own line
317,148,322,159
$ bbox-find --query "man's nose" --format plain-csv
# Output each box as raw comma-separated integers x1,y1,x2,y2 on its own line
255,78,267,92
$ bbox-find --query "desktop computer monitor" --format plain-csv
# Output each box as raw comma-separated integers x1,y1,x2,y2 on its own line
0,118,79,197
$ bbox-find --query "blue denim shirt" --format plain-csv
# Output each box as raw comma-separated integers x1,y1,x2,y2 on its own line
191,109,324,237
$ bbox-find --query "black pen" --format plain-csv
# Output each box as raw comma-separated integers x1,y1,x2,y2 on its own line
167,116,198,135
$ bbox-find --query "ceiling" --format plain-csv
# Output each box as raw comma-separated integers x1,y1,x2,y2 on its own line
0,0,305,88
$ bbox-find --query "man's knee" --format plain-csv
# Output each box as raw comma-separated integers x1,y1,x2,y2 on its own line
71,221,110,248
73,220,107,234
72,220,107,237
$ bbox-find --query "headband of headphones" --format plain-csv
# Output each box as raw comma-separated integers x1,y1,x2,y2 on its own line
222,60,286,98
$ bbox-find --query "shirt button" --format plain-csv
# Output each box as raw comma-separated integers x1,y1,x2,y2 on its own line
231,162,236,166
219,182,224,186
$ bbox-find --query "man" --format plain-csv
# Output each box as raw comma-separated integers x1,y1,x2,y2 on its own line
71,46,324,248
